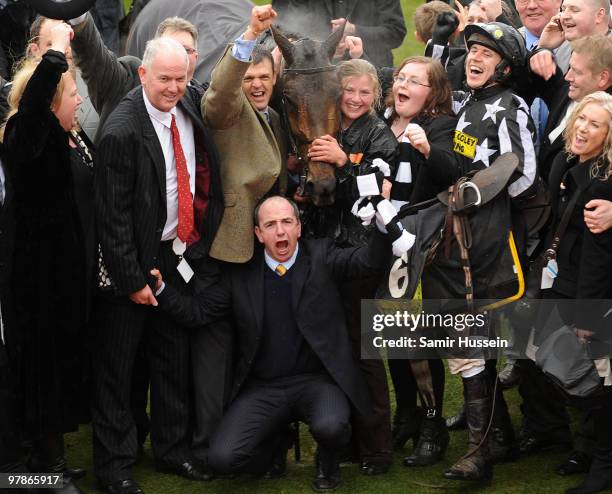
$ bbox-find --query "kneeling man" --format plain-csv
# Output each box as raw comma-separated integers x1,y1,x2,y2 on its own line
153,196,388,491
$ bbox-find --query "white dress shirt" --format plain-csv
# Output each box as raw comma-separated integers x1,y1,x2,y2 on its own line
142,89,196,241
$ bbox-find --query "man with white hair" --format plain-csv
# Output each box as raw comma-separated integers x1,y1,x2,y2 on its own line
93,37,223,494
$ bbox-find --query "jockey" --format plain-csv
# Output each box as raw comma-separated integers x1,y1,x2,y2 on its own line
441,22,537,482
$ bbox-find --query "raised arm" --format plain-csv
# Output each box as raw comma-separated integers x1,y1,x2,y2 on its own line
3,45,68,162
202,5,277,129
71,13,141,117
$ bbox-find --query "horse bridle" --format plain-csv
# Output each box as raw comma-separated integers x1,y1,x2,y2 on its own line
280,64,342,195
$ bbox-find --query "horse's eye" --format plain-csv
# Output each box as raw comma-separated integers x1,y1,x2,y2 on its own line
283,94,298,107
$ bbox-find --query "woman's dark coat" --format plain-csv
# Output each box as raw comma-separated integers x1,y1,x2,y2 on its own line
3,50,88,437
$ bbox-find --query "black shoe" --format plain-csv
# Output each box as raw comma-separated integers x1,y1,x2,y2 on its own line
64,466,87,480
446,405,467,431
46,478,85,494
101,479,144,494
488,377,519,464
360,459,390,476
392,407,422,451
519,435,571,456
312,449,341,492
565,470,612,494
263,424,296,479
556,451,592,476
156,460,214,481
403,409,449,467
498,362,520,389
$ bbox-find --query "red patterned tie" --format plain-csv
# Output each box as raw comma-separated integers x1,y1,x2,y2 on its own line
170,114,194,242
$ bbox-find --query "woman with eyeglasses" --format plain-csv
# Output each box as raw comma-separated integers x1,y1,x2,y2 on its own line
381,56,459,469
305,58,398,476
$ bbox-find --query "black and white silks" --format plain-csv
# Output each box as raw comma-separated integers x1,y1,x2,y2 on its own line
351,157,416,257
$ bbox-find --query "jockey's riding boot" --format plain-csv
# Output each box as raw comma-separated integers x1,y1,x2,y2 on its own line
444,372,492,481
488,373,519,464
446,404,467,431
392,407,422,451
403,407,449,467
312,447,341,492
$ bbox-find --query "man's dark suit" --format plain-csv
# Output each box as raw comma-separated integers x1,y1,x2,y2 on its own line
157,234,388,473
93,85,223,484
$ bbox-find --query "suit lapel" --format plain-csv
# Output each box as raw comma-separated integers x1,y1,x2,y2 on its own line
179,91,204,134
247,252,265,334
291,245,310,312
135,90,166,200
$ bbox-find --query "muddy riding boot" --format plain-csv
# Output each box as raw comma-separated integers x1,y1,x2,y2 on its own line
488,375,519,464
403,408,449,467
446,404,467,431
444,372,492,481
392,407,422,451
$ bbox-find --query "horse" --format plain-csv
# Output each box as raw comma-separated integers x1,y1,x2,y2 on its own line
272,24,345,207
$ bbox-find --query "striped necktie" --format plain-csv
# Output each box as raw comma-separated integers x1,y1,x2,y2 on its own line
275,264,287,276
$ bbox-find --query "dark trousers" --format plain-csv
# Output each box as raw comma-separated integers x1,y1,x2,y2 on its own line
91,242,193,484
208,374,350,474
189,257,234,461
343,277,392,463
518,359,572,443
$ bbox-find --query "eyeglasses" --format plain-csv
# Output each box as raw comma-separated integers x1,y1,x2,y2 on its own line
515,0,550,6
393,75,431,87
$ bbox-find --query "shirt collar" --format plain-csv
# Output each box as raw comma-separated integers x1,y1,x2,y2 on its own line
525,30,539,50
264,244,299,273
142,88,177,128
259,107,271,122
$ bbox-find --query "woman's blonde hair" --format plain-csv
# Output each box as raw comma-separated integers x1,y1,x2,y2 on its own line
0,57,73,142
337,58,381,116
563,91,612,180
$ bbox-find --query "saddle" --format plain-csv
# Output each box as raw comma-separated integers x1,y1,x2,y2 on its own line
434,153,521,310
436,153,519,213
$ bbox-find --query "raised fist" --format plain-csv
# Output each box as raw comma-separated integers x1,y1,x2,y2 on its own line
432,11,459,45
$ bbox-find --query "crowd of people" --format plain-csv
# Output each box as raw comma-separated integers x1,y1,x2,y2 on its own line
1,0,612,493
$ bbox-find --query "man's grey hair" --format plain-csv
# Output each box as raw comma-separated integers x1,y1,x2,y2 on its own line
141,37,189,71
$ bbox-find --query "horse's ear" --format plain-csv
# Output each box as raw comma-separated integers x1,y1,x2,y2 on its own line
272,26,295,68
323,21,345,61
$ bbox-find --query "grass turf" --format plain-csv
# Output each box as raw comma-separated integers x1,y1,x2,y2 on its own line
66,367,582,493
73,1,585,492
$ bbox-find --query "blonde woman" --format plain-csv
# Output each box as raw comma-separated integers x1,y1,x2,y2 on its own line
538,91,612,494
1,23,90,491
306,58,398,475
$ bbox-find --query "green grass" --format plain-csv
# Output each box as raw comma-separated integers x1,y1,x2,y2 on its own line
65,362,584,493
70,1,587,492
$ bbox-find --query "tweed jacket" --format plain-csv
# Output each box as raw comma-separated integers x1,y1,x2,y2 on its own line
202,44,287,263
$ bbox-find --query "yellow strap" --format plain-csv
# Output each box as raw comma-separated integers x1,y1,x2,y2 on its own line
482,230,525,311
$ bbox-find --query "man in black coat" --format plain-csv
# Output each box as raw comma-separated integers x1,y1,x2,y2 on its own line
93,37,223,494
153,196,390,492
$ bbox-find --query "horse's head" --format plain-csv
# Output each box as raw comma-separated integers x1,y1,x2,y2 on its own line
273,25,345,207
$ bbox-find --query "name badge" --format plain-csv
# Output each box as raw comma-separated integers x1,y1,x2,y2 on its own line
177,258,194,283
453,130,478,159
540,259,558,290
